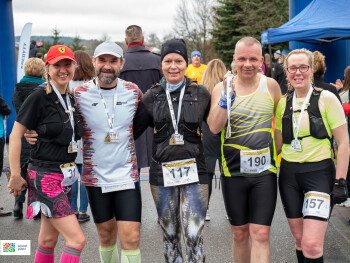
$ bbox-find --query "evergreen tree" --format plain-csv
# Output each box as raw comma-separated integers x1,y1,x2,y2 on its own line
51,27,63,45
70,35,85,51
211,0,244,66
211,0,289,67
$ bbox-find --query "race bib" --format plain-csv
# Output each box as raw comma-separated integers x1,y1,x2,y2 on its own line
101,182,135,193
240,147,271,173
60,162,80,186
302,191,330,219
162,158,199,187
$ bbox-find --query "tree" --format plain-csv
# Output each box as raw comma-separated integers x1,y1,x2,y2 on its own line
211,0,289,67
69,35,85,51
211,0,244,66
51,26,63,45
146,33,162,49
173,0,215,63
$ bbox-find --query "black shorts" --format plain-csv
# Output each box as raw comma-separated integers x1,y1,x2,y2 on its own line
85,182,142,224
221,173,277,226
278,159,335,221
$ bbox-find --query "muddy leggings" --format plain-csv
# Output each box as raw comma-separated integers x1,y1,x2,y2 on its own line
151,183,209,263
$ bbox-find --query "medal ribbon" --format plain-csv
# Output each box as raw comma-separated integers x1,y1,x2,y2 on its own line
95,79,118,132
50,81,75,144
292,85,313,141
226,75,232,138
165,83,186,135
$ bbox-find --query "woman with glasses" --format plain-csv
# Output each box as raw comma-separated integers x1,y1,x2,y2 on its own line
274,48,349,263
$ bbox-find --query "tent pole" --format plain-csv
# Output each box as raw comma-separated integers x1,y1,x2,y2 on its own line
269,44,273,77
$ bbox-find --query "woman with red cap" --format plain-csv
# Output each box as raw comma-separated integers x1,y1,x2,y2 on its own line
8,45,85,262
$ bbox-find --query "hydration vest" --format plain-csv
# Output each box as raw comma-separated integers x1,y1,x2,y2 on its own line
282,88,330,144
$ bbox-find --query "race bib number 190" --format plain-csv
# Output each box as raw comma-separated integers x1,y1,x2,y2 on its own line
240,147,271,173
162,158,199,187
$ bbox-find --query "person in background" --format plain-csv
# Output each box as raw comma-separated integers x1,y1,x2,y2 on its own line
12,58,46,219
119,25,162,174
264,53,272,77
8,45,85,262
29,40,38,58
275,48,348,263
70,50,95,223
201,59,226,221
185,50,207,84
273,48,290,95
334,66,350,207
0,94,12,217
313,51,341,102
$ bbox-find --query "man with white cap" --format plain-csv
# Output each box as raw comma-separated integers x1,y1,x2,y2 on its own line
74,41,142,263
185,50,207,84
24,41,143,263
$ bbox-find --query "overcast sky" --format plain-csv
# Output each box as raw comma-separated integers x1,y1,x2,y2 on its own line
13,0,181,42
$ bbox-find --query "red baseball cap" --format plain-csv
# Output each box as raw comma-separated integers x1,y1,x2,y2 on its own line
45,45,76,65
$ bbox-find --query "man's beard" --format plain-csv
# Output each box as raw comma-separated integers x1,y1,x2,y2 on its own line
97,69,118,85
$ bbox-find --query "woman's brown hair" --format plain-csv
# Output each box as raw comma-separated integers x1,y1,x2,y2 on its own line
72,50,95,81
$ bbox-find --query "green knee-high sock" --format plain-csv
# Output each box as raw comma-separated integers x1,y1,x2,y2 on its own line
121,248,141,263
99,244,119,263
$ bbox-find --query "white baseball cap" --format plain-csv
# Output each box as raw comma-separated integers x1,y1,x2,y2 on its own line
94,41,124,59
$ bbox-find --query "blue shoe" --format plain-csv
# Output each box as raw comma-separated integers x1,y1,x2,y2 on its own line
78,212,90,222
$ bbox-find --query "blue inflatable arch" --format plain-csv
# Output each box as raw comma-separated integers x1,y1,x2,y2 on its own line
0,0,17,134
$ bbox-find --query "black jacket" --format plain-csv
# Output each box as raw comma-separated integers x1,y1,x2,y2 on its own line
313,75,341,103
0,95,11,117
119,45,162,168
134,77,211,185
12,81,39,167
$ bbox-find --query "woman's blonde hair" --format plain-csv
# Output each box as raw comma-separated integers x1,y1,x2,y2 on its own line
201,59,227,94
24,58,45,78
283,48,314,91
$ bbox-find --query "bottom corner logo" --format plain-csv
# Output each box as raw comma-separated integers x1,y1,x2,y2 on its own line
3,243,16,253
1,240,31,255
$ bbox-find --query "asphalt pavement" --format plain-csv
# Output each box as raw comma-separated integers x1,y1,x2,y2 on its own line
0,167,349,262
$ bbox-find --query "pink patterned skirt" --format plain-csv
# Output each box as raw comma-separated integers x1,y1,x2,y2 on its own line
26,164,73,219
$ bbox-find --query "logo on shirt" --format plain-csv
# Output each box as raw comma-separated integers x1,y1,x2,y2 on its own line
116,102,127,105
92,103,98,106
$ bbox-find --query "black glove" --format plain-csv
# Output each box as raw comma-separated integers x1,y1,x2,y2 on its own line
332,178,348,204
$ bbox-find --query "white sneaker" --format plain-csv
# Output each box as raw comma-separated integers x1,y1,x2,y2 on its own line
344,198,350,207
205,210,210,221
338,197,350,207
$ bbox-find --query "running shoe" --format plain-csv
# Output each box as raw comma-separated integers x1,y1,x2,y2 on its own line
205,210,210,221
78,212,90,222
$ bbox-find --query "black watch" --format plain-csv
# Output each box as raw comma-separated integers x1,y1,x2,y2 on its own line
335,178,347,186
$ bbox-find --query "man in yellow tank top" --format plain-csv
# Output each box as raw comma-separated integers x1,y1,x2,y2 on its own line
208,37,281,263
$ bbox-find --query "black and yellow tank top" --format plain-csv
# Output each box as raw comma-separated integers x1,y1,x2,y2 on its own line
221,75,277,177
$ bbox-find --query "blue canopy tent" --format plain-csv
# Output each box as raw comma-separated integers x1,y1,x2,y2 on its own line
261,0,350,45
261,0,350,83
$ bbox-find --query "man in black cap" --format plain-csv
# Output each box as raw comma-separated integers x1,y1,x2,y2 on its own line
133,38,211,262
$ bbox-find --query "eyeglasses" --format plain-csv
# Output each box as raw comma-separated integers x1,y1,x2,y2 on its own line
286,65,310,74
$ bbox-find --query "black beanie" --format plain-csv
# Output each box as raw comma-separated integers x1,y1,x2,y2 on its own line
161,39,188,65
